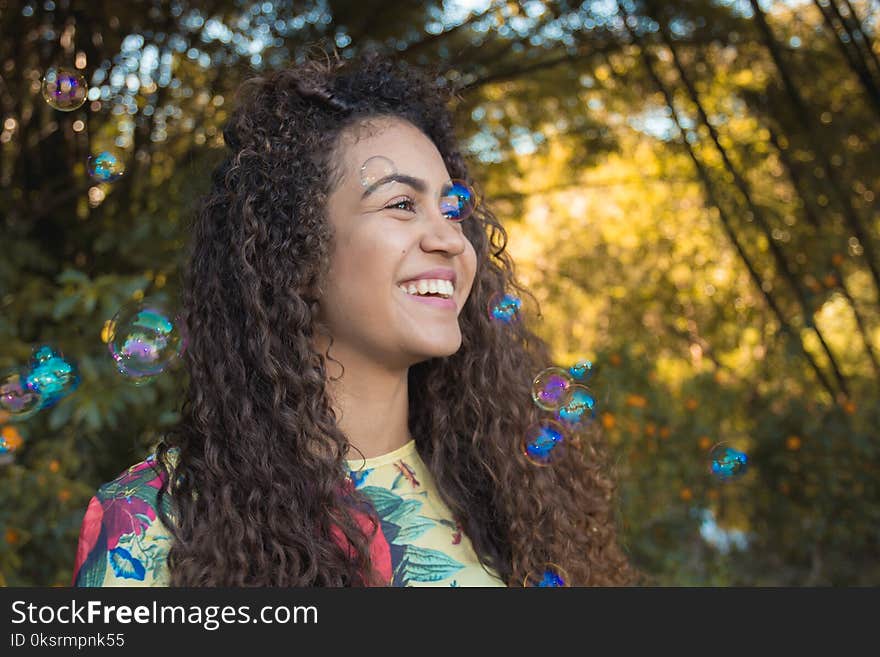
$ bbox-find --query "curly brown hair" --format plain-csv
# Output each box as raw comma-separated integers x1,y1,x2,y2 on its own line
151,46,636,586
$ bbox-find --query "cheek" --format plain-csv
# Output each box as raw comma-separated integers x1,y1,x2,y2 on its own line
463,243,478,290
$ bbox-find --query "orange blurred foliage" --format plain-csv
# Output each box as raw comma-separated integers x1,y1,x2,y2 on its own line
626,394,648,408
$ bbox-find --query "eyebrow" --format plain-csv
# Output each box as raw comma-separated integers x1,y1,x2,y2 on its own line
361,173,428,200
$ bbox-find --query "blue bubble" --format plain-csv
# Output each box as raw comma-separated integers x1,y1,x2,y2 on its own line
88,151,125,182
569,359,594,382
488,292,522,324
555,384,596,428
521,420,566,466
709,445,748,481
525,564,569,587
438,179,477,221
24,345,80,410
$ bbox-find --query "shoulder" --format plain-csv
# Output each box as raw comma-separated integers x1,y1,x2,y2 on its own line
94,447,179,506
72,448,180,587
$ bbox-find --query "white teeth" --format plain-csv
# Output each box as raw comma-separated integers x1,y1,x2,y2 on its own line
397,278,454,299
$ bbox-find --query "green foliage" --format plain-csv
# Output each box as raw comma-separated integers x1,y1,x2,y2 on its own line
1,0,878,585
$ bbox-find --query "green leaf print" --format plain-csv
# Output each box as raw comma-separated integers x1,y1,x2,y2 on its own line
394,544,465,584
393,516,435,543
358,486,405,517
385,498,423,524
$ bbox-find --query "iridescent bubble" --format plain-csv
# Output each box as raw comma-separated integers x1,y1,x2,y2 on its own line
555,384,596,428
709,444,748,481
359,155,396,188
439,179,477,222
569,359,594,383
521,420,566,466
487,292,522,324
24,346,80,410
0,369,42,421
88,151,125,183
531,367,573,411
108,299,188,384
41,67,88,111
524,564,569,587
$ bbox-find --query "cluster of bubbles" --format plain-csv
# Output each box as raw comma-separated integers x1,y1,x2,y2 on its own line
0,64,192,458
524,564,569,587
40,66,126,185
709,443,749,481
359,155,478,222
0,299,187,465
521,360,596,467
0,346,80,424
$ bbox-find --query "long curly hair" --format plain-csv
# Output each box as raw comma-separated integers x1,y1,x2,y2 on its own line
152,47,636,586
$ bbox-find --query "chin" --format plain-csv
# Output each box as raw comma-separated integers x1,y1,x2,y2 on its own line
411,335,462,361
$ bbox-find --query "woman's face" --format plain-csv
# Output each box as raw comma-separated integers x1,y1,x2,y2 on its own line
317,116,478,370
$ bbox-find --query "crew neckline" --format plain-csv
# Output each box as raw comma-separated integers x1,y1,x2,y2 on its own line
347,439,417,471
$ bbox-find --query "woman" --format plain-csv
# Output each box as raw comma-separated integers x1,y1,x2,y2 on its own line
72,48,635,587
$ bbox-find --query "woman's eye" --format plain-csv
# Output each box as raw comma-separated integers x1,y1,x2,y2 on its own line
385,198,416,212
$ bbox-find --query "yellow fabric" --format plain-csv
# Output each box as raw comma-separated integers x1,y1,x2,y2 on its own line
73,442,506,587
347,439,506,587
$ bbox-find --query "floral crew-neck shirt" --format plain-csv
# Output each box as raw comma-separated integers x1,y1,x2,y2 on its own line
72,441,506,587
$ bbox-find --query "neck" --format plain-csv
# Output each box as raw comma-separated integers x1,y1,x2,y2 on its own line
317,337,412,460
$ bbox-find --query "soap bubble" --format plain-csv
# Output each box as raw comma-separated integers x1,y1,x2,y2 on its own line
569,359,594,383
88,151,125,183
487,292,522,324
438,179,477,222
41,67,87,111
107,299,188,385
360,155,396,188
521,420,566,466
709,443,748,481
0,368,42,421
524,564,569,587
531,367,573,411
24,345,80,410
555,384,596,428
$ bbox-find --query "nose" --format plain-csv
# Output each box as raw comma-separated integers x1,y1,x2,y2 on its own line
420,203,468,255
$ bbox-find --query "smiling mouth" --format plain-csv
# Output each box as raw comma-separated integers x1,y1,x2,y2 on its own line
396,286,457,308
396,281,455,300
